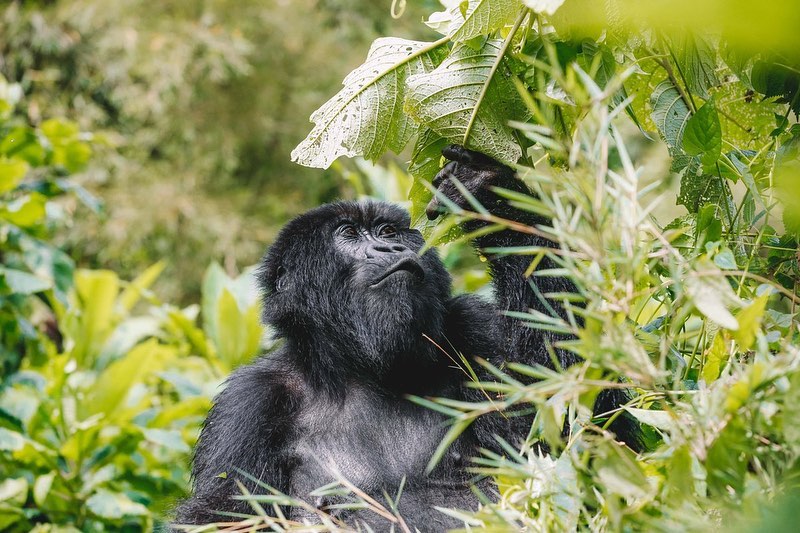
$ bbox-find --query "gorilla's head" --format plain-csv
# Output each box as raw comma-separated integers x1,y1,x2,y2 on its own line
258,201,451,370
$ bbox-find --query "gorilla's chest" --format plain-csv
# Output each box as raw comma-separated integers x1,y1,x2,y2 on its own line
288,386,453,495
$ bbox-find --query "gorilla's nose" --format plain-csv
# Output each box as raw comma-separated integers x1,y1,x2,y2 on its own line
366,242,411,259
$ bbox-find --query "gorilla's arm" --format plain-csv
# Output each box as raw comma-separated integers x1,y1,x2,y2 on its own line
430,146,640,449
428,145,578,371
174,358,298,524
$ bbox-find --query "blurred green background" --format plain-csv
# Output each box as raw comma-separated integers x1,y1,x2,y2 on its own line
1,0,443,304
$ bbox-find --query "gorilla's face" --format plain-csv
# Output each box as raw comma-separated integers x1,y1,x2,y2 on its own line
258,201,451,365
334,216,425,291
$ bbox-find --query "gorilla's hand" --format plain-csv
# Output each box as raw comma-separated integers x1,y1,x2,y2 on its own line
426,145,516,220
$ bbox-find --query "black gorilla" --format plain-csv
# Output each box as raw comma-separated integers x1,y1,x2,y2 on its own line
175,146,637,529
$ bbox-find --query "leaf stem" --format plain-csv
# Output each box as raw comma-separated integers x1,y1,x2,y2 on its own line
462,8,529,149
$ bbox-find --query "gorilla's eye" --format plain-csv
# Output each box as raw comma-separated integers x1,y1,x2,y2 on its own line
377,224,397,239
337,223,359,238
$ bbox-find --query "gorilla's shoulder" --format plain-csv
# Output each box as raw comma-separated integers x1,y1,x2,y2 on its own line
222,348,306,399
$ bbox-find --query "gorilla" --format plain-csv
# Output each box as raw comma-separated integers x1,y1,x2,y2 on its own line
175,146,637,530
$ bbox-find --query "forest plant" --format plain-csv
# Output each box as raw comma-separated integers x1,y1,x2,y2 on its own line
281,0,800,530
0,78,267,530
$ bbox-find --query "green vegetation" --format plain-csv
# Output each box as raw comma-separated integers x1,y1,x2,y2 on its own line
2,0,800,531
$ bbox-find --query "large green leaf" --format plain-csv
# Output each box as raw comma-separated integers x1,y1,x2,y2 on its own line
669,32,719,99
291,38,448,168
426,0,523,42
405,39,528,165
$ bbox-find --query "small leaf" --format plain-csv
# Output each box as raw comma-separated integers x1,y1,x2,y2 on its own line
650,80,691,154
83,339,173,419
713,247,737,270
732,293,769,351
683,101,722,167
0,158,28,193
623,407,673,431
685,265,741,331
86,489,148,519
701,333,728,382
33,472,55,507
0,428,25,451
119,261,165,312
0,192,47,227
0,478,27,506
450,0,522,42
0,267,52,295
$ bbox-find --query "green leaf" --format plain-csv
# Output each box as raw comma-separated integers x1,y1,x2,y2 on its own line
0,478,27,506
65,269,120,367
623,407,673,431
650,80,691,154
0,192,47,227
732,293,769,351
215,288,260,370
406,39,528,165
0,158,28,194
701,333,728,382
119,261,165,312
0,127,45,166
684,264,741,330
0,427,25,452
670,32,719,99
142,428,190,453
683,101,722,167
0,267,52,295
82,339,173,419
41,118,80,143
33,472,55,507
86,489,148,519
425,0,524,41
713,247,737,270
292,38,447,168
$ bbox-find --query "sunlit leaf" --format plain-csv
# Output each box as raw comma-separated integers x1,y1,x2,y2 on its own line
406,39,528,165
0,158,28,194
0,192,47,227
732,293,769,351
669,32,719,99
425,0,523,41
82,339,173,419
292,38,448,168
683,101,722,167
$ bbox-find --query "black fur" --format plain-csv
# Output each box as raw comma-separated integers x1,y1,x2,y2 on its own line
174,146,639,530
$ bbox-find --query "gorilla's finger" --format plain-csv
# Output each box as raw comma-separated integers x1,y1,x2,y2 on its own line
432,161,458,187
442,145,500,168
425,197,441,220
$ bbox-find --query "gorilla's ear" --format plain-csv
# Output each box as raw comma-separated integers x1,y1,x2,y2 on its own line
275,265,289,292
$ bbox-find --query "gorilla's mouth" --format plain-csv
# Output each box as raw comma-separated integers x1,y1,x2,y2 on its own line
370,257,425,287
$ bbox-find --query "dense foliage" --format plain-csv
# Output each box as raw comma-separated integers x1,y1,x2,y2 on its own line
0,77,267,530
287,0,800,530
1,0,799,531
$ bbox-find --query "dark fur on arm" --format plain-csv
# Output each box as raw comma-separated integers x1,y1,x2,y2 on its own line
174,358,299,524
